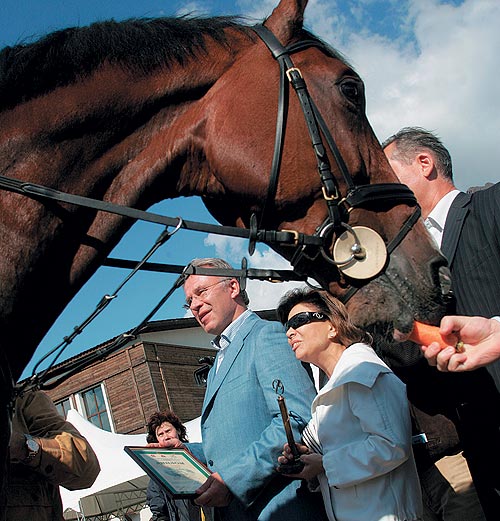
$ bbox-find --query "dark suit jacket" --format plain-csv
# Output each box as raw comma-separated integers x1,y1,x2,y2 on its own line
439,182,500,519
441,182,500,317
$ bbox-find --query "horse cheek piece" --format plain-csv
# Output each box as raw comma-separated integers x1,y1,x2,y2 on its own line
331,226,387,280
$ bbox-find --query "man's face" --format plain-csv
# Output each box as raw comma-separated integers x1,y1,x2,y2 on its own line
183,274,237,335
384,142,420,194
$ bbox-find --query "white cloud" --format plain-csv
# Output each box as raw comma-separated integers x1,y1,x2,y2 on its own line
299,0,500,190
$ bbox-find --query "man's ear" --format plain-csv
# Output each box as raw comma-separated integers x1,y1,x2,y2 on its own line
228,278,241,299
416,152,435,178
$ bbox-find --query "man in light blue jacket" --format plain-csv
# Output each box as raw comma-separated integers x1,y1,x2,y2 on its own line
181,258,326,521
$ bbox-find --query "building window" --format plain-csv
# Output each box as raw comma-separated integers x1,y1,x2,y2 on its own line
81,385,111,431
55,398,72,419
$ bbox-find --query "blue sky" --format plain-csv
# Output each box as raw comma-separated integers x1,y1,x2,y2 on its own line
2,0,498,378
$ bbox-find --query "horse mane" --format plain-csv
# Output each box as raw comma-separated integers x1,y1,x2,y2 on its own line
0,15,253,110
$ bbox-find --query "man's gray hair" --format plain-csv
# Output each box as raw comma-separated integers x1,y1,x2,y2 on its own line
186,258,250,305
382,126,453,182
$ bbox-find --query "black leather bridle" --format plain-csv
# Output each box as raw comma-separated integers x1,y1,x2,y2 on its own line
252,25,421,301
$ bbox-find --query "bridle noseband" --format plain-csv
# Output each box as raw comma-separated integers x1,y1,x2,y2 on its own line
253,24,421,301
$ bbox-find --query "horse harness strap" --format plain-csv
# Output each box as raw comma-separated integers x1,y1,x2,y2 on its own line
0,174,323,250
253,24,420,301
254,24,341,230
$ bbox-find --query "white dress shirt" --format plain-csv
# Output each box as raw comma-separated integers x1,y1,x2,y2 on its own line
424,189,460,248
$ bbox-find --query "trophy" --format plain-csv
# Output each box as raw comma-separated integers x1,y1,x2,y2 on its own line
273,379,305,474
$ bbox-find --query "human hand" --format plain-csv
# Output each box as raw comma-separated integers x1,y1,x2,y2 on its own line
277,443,322,480
421,315,500,372
194,472,232,507
277,441,309,465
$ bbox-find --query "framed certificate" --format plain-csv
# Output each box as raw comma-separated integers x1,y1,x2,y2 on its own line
124,446,211,498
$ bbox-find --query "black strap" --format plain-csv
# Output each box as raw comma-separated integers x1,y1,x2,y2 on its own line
258,33,289,228
0,174,323,248
345,183,417,208
253,25,340,226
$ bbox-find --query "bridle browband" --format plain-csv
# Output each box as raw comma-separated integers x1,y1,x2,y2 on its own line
253,24,421,301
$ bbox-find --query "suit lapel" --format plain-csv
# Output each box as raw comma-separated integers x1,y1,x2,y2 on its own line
201,313,259,422
441,191,470,266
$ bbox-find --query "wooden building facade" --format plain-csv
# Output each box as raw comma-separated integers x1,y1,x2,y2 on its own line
44,317,217,434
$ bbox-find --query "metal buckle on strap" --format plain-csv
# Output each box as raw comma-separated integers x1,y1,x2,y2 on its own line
322,185,339,201
286,67,302,82
281,229,300,246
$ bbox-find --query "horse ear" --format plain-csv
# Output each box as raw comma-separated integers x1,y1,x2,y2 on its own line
264,0,308,44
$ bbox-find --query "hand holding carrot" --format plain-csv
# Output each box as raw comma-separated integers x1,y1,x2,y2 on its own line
420,316,500,372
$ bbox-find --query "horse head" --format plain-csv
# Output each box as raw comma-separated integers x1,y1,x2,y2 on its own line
196,0,451,339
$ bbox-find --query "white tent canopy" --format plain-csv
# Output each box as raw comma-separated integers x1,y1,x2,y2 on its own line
61,410,201,519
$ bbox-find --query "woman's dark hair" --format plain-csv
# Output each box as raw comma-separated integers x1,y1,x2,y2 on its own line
146,410,188,443
277,287,372,347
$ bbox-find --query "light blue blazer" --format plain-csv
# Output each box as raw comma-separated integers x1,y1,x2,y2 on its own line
192,312,326,521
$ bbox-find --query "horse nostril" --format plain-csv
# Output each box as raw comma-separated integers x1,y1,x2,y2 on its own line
438,265,452,297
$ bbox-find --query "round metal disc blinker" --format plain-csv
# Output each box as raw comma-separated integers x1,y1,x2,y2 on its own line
333,226,387,279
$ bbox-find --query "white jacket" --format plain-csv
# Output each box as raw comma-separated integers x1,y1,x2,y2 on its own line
310,343,422,521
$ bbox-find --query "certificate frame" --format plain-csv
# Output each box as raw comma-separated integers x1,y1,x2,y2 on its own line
124,446,211,499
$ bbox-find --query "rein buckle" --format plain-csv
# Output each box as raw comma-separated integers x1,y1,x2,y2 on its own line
281,229,300,246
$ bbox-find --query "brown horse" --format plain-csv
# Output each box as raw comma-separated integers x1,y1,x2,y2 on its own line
0,0,449,498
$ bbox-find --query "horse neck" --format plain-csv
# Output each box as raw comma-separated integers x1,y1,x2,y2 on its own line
1,27,252,198
0,31,254,377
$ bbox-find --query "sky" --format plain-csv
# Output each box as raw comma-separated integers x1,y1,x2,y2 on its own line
1,0,498,378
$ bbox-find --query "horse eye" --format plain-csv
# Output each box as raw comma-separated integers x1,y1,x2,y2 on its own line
340,80,361,103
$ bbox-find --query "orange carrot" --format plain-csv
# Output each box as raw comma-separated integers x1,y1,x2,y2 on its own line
408,321,459,349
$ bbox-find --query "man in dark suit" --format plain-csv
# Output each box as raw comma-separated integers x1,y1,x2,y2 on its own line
383,127,500,521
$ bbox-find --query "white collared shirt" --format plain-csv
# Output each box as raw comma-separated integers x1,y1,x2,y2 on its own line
425,189,461,248
211,309,252,373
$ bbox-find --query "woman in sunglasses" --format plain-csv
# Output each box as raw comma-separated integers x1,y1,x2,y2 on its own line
276,288,422,521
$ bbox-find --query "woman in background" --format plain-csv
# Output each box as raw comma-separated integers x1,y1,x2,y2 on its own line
146,410,209,521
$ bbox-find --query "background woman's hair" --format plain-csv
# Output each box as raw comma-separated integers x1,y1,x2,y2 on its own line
146,410,188,443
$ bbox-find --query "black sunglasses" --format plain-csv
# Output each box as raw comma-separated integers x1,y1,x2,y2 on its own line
285,311,327,331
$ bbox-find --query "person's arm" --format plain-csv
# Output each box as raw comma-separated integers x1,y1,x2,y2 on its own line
322,374,411,488
421,315,500,372
12,391,100,490
147,478,170,519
